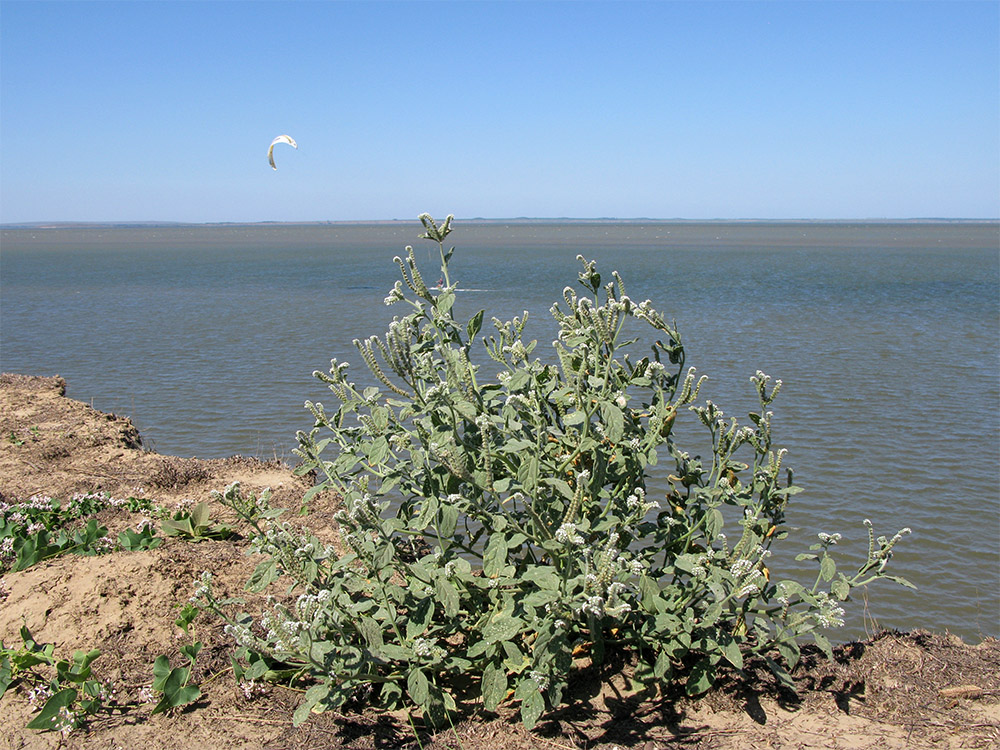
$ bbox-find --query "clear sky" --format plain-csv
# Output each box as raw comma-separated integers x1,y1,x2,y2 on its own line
1,0,997,223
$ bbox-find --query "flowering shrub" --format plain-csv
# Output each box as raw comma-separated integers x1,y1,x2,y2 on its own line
197,215,912,729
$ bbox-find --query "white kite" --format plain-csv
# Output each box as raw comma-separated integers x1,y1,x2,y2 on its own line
268,135,298,170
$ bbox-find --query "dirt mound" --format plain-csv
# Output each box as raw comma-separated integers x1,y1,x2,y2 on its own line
1,373,997,749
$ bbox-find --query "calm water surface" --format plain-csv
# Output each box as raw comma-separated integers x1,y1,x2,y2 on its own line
2,221,998,642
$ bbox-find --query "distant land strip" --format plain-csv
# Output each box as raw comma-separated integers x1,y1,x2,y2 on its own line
3,217,998,229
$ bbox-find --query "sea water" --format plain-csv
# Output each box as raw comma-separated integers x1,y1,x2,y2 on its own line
2,221,997,642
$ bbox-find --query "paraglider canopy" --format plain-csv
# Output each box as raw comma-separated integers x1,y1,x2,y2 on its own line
268,135,297,170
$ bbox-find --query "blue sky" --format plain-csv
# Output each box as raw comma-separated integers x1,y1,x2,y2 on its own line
1,1,997,223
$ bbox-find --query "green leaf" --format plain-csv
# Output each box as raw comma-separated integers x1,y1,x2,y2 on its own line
151,654,172,691
454,399,478,421
763,655,797,693
407,668,429,707
653,649,672,680
813,631,834,660
718,633,744,670
26,687,78,730
775,638,800,671
701,602,723,627
483,533,507,578
467,310,485,339
482,662,507,712
518,682,544,730
292,683,330,726
685,657,716,695
117,526,161,551
482,614,522,644
413,495,438,532
543,477,574,501
14,530,52,571
246,559,279,592
190,502,210,529
175,603,199,634
600,402,624,443
437,291,455,314
180,641,203,666
152,666,200,714
705,508,724,538
435,578,459,618
379,644,414,661
523,590,558,608
245,657,269,681
367,437,390,464
160,517,194,537
639,575,666,613
0,655,11,699
358,616,384,648
830,578,851,601
438,504,459,538
406,598,433,640
819,554,836,582
502,438,534,452
507,370,531,391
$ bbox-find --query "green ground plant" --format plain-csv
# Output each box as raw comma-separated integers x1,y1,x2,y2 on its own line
0,625,119,736
0,493,163,573
194,215,912,729
160,501,232,541
149,603,203,714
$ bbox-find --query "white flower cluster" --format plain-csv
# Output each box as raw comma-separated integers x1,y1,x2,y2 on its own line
240,680,267,700
423,382,447,401
775,582,792,606
528,670,550,691
383,281,405,305
504,393,535,411
624,487,660,515
502,341,529,363
413,637,446,660
644,361,666,379
690,555,711,579
27,683,52,708
729,544,771,599
259,606,309,654
53,706,78,737
189,570,213,603
223,621,257,648
815,591,846,628
603,581,632,618
576,532,638,619
555,522,584,546
0,494,63,530
135,517,155,532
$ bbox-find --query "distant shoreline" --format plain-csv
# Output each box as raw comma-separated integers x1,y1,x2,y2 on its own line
3,217,998,230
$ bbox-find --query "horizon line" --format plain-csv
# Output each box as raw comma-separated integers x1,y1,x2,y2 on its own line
4,216,999,229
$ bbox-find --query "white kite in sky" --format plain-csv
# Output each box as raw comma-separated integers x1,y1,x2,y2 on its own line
268,135,298,170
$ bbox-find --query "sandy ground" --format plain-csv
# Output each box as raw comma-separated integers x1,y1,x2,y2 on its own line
1,373,997,750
